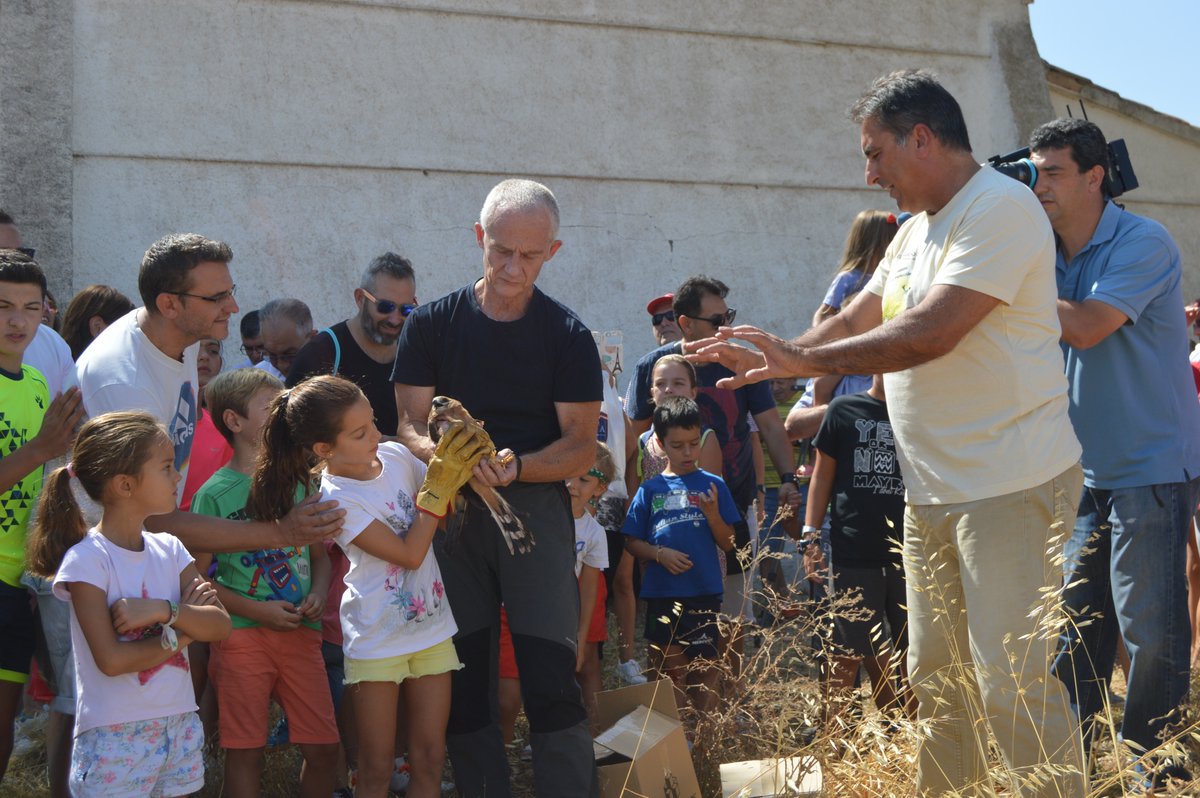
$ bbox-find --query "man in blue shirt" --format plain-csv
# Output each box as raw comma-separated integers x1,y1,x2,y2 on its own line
1031,118,1200,787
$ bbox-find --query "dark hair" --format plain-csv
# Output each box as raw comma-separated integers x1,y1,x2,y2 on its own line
850,69,972,153
27,412,168,577
1029,118,1110,175
59,285,136,360
673,275,728,320
246,375,364,521
0,210,13,225
0,249,47,295
362,252,415,290
652,395,703,443
205,368,284,445
240,309,261,339
138,233,233,312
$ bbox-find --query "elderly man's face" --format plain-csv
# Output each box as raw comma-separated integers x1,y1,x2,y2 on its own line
261,318,312,376
651,307,681,346
475,207,562,302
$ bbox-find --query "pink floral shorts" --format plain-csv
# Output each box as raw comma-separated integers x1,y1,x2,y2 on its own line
70,711,205,797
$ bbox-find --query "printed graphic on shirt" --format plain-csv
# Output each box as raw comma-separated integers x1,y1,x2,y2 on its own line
240,548,310,603
650,489,710,531
852,418,904,496
169,381,197,476
881,253,916,322
378,486,448,628
120,585,190,684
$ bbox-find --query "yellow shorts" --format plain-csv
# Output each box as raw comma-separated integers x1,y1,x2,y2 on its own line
344,638,462,685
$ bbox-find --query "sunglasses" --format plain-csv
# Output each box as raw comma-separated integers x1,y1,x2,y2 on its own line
170,285,237,303
651,310,676,326
362,288,417,317
683,308,737,327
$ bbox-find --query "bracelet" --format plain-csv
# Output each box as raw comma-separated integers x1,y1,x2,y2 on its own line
655,545,663,564
161,600,180,652
780,473,799,486
802,525,821,535
513,454,523,481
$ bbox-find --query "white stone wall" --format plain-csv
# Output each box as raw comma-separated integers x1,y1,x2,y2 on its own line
4,0,1054,379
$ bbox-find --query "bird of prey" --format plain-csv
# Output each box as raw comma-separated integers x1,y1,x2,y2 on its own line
427,396,533,555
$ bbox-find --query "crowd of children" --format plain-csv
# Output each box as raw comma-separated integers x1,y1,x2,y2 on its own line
0,208,920,796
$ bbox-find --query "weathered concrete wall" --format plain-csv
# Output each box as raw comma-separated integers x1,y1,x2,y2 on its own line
1046,65,1200,301
0,0,74,302
7,0,1072,379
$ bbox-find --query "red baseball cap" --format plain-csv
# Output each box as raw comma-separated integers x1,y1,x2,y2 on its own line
646,293,673,315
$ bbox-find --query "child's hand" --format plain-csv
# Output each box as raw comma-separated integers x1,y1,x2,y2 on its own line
110,597,168,636
657,547,693,575
697,484,721,521
31,387,85,461
181,576,219,606
296,592,326,622
257,601,303,632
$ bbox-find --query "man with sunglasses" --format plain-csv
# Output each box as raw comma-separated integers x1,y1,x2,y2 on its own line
646,292,682,346
287,252,417,437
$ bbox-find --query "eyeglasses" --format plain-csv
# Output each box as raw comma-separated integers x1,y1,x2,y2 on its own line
264,348,301,367
170,285,237,303
361,288,417,317
682,308,737,327
651,310,676,326
240,344,265,357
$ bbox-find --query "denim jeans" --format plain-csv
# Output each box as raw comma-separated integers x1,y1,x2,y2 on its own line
1051,478,1200,758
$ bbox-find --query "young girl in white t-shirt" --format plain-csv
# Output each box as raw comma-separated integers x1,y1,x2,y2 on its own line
25,411,232,798
245,376,488,798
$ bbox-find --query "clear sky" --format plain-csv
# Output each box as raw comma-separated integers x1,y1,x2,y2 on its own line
1029,0,1199,127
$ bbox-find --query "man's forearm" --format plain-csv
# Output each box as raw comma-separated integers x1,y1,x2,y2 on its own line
519,434,595,483
396,420,436,464
147,510,280,553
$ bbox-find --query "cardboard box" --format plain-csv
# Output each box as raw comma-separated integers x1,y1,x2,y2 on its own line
719,756,823,797
594,680,701,798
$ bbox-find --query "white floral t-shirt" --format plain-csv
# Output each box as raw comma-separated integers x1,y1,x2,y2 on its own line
321,442,456,660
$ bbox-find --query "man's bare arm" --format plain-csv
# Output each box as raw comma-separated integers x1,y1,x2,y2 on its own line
522,400,602,483
1057,298,1127,350
146,495,344,553
395,383,437,463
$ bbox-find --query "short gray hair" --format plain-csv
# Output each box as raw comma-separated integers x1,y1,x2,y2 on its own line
259,297,313,336
479,179,560,238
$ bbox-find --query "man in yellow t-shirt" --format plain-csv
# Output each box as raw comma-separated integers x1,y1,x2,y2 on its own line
686,70,1086,798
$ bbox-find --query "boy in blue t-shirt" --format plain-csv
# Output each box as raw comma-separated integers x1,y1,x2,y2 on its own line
622,396,740,721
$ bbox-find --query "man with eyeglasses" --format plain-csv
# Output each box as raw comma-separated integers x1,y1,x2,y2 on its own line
254,297,316,381
646,292,681,346
287,252,416,437
77,233,343,551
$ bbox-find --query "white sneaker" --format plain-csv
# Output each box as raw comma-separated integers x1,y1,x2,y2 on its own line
616,659,647,685
390,757,411,792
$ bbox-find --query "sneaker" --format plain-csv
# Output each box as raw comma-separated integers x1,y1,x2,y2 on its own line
519,744,533,762
11,707,48,757
266,713,289,748
616,659,647,685
332,790,354,798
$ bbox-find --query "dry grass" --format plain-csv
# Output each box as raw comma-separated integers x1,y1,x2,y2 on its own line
7,540,1200,796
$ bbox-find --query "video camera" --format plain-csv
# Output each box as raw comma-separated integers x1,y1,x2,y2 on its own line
987,138,1139,199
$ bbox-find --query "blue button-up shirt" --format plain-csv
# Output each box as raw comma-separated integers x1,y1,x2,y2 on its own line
1058,201,1200,488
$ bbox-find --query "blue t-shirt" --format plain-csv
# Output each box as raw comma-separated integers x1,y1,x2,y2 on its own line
822,269,872,311
622,470,741,598
1057,201,1200,488
624,342,774,508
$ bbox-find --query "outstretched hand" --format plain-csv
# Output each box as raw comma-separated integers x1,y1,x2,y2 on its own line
683,325,812,388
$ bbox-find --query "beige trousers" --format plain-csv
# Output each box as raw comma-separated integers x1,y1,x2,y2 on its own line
904,463,1085,797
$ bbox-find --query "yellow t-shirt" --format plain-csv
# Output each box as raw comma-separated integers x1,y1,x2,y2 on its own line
0,364,49,587
866,167,1080,505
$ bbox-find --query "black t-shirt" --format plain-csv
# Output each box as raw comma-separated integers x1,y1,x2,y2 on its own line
286,321,400,436
390,284,602,454
812,393,905,566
